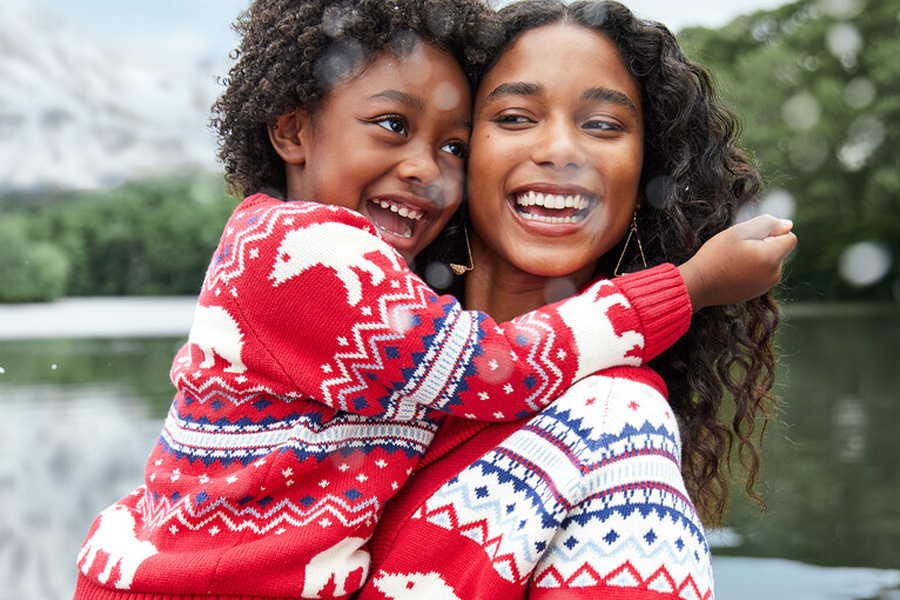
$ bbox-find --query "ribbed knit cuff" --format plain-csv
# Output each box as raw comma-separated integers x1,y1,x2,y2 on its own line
74,573,329,600
615,263,691,361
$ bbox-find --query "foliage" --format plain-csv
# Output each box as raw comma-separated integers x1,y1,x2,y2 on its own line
0,175,237,299
1,0,898,302
0,214,70,302
680,0,899,301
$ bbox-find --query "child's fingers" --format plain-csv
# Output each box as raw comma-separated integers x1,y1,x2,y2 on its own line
737,214,794,239
766,230,798,260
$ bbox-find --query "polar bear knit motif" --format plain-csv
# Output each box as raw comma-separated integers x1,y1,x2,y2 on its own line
270,222,403,306
77,505,158,590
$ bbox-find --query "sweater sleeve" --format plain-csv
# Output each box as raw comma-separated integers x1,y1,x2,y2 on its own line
525,371,714,599
181,197,690,423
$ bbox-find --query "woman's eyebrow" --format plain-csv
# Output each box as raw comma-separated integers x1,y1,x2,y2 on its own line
486,81,543,100
582,87,637,115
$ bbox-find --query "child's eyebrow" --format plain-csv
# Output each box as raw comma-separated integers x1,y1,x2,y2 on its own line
370,89,425,110
370,89,471,130
582,87,638,116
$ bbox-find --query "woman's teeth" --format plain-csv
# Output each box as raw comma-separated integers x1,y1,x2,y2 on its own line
515,191,590,223
517,191,589,210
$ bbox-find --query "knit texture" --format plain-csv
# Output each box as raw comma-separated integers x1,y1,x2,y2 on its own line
361,367,713,600
75,194,690,598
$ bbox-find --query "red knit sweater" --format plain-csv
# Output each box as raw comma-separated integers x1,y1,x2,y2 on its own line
74,194,690,599
361,366,713,600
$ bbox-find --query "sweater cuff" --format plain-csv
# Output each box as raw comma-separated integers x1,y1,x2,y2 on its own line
615,263,691,362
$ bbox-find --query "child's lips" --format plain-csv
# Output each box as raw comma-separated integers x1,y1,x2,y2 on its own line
366,198,426,240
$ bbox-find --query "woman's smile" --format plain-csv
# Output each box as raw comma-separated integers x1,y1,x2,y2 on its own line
509,186,599,232
466,23,644,280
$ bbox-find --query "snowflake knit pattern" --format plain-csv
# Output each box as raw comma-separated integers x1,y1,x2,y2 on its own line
361,367,713,600
75,193,690,599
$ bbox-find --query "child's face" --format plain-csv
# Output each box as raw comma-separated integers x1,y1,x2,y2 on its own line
466,24,644,281
284,43,471,263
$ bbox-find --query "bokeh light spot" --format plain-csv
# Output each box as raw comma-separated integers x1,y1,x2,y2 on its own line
826,23,863,60
838,116,885,172
735,202,763,225
432,81,461,111
838,241,893,287
644,175,677,210
844,77,877,109
424,261,454,290
761,188,796,220
818,0,864,20
782,92,821,131
544,277,577,304
322,3,359,37
314,41,364,90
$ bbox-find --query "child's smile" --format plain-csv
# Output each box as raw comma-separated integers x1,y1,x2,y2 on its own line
273,42,472,263
367,197,424,239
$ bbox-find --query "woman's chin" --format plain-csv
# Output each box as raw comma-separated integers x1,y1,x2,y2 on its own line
508,250,598,284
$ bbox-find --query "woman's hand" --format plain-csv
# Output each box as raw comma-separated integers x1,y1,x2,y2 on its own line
679,214,797,312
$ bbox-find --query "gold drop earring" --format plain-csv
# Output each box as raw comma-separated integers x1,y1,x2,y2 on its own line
449,225,474,276
613,212,647,277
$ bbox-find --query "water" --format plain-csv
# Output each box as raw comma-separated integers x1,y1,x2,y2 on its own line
0,301,898,599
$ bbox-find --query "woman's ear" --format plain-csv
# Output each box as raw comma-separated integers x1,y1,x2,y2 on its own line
268,110,310,165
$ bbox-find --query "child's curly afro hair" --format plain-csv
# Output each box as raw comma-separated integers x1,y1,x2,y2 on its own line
211,0,501,198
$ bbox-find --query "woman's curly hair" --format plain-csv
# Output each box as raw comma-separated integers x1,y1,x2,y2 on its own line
485,0,781,526
211,0,501,198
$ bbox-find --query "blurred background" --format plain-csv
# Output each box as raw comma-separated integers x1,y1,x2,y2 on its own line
0,0,897,598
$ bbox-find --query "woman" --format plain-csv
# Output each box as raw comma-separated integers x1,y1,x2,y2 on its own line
360,1,795,598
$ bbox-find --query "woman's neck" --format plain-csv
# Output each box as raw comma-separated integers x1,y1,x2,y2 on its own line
464,235,596,322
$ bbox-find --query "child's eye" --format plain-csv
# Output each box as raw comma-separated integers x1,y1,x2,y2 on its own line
374,115,408,136
441,140,468,159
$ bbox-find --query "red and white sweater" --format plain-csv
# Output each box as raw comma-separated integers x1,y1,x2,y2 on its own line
74,193,690,599
361,366,713,600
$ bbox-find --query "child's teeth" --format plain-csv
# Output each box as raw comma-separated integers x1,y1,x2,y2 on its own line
374,199,423,222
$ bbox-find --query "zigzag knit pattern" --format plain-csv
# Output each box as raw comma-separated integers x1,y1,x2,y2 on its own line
74,194,682,599
362,370,713,600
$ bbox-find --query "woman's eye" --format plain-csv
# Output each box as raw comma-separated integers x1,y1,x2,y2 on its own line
493,113,535,127
441,140,468,159
583,119,622,133
374,116,408,136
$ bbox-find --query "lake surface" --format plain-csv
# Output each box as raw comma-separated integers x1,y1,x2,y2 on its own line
1,300,898,599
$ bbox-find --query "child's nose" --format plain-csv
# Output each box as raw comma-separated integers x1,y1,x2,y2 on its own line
397,144,441,187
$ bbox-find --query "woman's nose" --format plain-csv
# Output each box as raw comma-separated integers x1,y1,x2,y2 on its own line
531,119,587,169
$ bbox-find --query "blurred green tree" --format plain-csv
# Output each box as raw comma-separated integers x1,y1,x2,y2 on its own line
0,214,70,302
1,174,236,298
681,0,899,301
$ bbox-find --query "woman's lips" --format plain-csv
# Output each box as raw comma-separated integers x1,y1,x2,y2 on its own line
512,190,595,224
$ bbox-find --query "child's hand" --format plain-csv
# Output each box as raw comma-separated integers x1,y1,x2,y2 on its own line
678,214,797,312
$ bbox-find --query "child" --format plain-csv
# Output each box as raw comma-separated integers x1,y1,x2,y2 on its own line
74,0,792,597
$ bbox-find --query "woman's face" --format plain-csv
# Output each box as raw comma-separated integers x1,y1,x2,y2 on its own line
467,23,644,279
